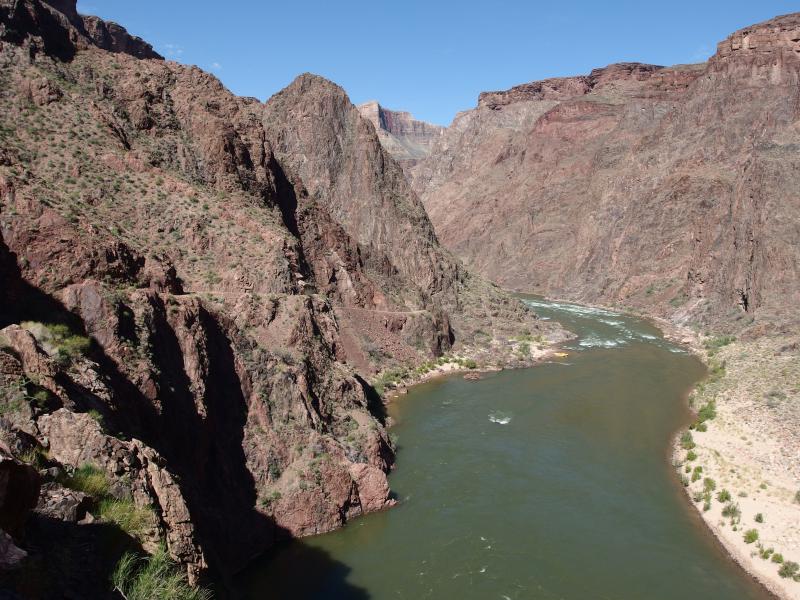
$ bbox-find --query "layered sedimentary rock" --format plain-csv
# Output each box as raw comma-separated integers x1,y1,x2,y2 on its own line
357,100,444,165
409,13,800,332
0,0,555,595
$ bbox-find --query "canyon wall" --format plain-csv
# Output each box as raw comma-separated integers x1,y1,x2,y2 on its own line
408,13,800,334
0,0,557,596
357,100,444,166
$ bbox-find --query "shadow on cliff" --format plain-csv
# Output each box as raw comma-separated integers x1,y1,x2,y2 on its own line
0,236,372,599
0,514,145,599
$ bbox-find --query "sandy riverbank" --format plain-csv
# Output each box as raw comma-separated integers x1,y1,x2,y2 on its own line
382,341,561,401
673,334,800,600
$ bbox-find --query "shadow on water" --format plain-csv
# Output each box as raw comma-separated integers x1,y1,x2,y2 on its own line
0,235,370,599
230,538,370,600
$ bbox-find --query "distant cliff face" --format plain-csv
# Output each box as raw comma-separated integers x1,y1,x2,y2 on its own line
409,13,800,333
357,101,444,165
0,0,558,595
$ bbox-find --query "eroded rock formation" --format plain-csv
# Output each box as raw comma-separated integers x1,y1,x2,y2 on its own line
406,13,800,332
0,0,557,595
357,100,444,166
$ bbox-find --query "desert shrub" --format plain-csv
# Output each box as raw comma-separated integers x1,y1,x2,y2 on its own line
62,463,109,497
22,321,90,366
112,546,211,600
743,529,759,544
716,489,731,503
772,553,784,564
704,335,735,353
754,513,764,523
778,561,799,579
463,358,478,369
721,503,741,519
691,466,702,483
680,431,695,450
99,498,153,538
696,400,716,423
703,478,716,492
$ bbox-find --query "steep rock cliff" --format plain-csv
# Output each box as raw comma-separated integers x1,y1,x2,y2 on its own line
357,100,444,165
409,13,800,333
0,0,556,594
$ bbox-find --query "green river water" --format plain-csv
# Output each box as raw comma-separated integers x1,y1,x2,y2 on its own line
238,298,772,599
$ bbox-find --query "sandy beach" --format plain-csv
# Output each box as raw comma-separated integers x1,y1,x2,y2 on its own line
674,334,800,599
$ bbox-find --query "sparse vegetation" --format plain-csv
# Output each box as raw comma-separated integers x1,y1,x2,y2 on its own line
98,498,153,538
61,463,110,497
680,431,695,450
721,502,741,519
743,529,759,544
704,335,735,356
778,560,799,580
112,546,211,600
21,321,90,366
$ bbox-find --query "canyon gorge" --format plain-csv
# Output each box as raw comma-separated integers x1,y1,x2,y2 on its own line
0,1,799,599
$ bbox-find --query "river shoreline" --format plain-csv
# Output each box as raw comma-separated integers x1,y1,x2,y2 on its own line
521,294,798,600
375,292,797,599
670,335,800,600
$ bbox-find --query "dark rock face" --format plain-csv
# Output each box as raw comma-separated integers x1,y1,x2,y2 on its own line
0,451,40,540
410,13,800,330
0,0,555,592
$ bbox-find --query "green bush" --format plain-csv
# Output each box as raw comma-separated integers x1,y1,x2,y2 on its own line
112,546,211,600
463,359,478,369
721,503,741,519
696,400,716,423
680,431,695,450
691,466,702,483
703,478,716,492
22,321,90,366
716,489,731,503
63,464,109,497
772,553,784,564
743,529,759,544
704,335,735,353
686,450,697,462
778,561,799,579
98,498,153,538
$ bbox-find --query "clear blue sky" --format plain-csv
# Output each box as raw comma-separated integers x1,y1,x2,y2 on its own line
76,0,797,125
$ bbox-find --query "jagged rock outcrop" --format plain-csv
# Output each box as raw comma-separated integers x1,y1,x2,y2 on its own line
0,0,557,594
357,100,444,164
0,0,161,60
409,13,800,332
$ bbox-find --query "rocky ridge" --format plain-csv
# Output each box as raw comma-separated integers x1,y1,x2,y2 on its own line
0,0,561,596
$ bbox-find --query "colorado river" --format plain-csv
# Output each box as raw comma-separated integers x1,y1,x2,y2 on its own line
238,298,772,599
